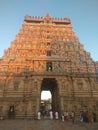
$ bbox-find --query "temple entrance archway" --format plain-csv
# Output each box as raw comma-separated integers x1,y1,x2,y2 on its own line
40,78,59,114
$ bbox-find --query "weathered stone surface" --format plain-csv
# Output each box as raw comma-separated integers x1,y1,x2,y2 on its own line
0,14,98,118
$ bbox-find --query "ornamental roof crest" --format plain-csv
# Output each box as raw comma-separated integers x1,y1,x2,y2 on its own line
43,13,52,23
44,13,52,20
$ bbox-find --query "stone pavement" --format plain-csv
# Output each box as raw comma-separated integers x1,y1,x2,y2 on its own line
0,119,98,130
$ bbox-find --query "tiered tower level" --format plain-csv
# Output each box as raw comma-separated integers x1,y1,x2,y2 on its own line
0,14,98,73
0,13,98,73
0,14,98,118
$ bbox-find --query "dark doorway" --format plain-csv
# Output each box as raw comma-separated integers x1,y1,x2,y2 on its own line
40,78,59,115
8,105,15,119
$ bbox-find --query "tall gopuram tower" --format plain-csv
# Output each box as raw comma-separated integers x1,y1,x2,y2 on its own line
0,13,98,118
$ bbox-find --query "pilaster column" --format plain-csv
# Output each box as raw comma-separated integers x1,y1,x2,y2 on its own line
60,97,64,113
36,96,40,113
88,77,93,97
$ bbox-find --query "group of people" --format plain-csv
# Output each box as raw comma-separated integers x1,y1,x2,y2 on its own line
37,110,75,123
80,111,97,123
37,110,59,120
49,110,59,119
61,111,75,123
37,110,97,123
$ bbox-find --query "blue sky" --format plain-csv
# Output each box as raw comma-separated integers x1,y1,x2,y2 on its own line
0,0,98,61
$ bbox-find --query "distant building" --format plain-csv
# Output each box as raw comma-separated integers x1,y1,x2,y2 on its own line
0,13,98,118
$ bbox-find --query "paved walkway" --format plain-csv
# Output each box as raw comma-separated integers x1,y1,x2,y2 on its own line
0,119,98,130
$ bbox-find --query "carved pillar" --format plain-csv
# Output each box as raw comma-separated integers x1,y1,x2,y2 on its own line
60,97,64,113
34,78,42,113
88,77,93,97
36,97,40,113
70,76,75,98
67,76,74,97
3,76,8,97
57,79,63,113
57,79,62,94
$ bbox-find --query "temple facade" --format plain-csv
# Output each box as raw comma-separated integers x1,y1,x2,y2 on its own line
0,13,98,118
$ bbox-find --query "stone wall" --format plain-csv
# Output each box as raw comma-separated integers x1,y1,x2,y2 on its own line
0,72,98,118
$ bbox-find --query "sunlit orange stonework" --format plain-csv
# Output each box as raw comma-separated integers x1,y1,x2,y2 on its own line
0,14,98,118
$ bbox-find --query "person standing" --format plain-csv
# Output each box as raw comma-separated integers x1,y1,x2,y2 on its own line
49,110,53,119
71,111,75,123
66,111,69,121
55,111,59,119
80,111,83,122
61,114,65,122
37,111,41,120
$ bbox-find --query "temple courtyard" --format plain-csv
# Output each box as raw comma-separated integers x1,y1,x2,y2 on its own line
0,119,98,130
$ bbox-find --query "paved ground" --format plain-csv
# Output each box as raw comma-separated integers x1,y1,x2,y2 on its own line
0,119,98,130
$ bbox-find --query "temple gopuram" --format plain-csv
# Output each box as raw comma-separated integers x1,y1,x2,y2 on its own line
0,13,98,118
